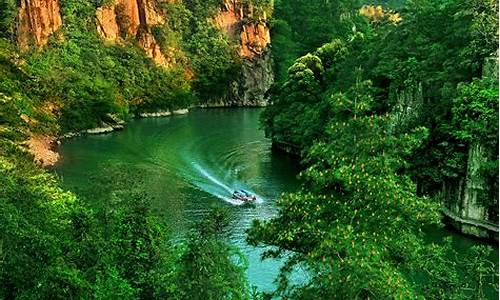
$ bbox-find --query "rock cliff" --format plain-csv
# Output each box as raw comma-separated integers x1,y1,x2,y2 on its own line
14,0,273,105
215,0,271,59
441,142,498,240
95,0,174,66
17,0,63,49
441,55,499,240
215,0,274,106
390,59,499,240
389,82,423,133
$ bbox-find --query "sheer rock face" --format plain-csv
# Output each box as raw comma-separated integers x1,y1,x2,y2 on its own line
95,0,170,66
460,143,490,222
389,82,423,133
240,22,271,59
215,0,271,59
239,50,273,106
390,59,499,240
447,55,499,240
95,5,120,41
441,55,499,240
17,0,63,49
215,0,273,106
441,143,497,240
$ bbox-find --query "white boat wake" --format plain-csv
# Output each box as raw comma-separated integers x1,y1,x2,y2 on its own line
191,163,264,206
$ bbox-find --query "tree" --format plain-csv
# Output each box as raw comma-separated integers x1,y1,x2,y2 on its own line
176,207,251,300
250,84,442,298
0,0,16,39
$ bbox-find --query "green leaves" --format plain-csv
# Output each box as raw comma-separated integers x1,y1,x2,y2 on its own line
176,207,252,300
0,153,83,299
0,0,16,40
252,92,441,298
257,0,498,298
452,78,499,145
0,140,255,299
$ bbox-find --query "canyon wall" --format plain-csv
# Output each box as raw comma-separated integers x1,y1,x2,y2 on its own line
389,82,423,133
95,0,172,66
14,0,273,105
15,0,168,66
17,0,63,49
214,0,274,106
390,58,499,240
441,143,498,240
441,55,499,240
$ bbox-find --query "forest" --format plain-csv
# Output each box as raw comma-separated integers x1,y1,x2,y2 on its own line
256,0,499,298
0,0,498,299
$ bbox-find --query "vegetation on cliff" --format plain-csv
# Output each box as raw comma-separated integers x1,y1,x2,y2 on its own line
173,0,242,103
0,0,250,135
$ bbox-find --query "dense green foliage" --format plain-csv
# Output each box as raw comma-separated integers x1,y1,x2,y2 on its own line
270,0,360,82
0,0,249,134
0,40,56,137
0,0,16,39
0,143,81,299
0,0,256,298
0,148,251,298
176,208,251,300
265,0,499,213
160,0,243,104
256,0,499,298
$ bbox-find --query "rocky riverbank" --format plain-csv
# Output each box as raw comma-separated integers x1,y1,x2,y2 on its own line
27,135,60,167
27,109,191,167
138,109,189,118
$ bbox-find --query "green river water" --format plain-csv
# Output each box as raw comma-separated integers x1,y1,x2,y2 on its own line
54,108,498,295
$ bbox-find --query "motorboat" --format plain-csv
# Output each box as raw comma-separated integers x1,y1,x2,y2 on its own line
232,189,257,202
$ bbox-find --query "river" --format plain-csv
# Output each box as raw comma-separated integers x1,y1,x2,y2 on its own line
55,108,497,296
55,108,303,292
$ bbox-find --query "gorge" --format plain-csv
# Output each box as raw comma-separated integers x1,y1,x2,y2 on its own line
0,0,498,299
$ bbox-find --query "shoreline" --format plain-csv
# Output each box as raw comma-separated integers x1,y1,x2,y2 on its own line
62,109,190,139
30,106,264,167
27,135,61,168
28,106,272,168
28,109,191,168
28,107,499,244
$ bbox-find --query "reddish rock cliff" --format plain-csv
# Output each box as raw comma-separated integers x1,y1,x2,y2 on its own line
215,0,273,106
215,0,271,59
96,0,172,66
17,0,63,49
